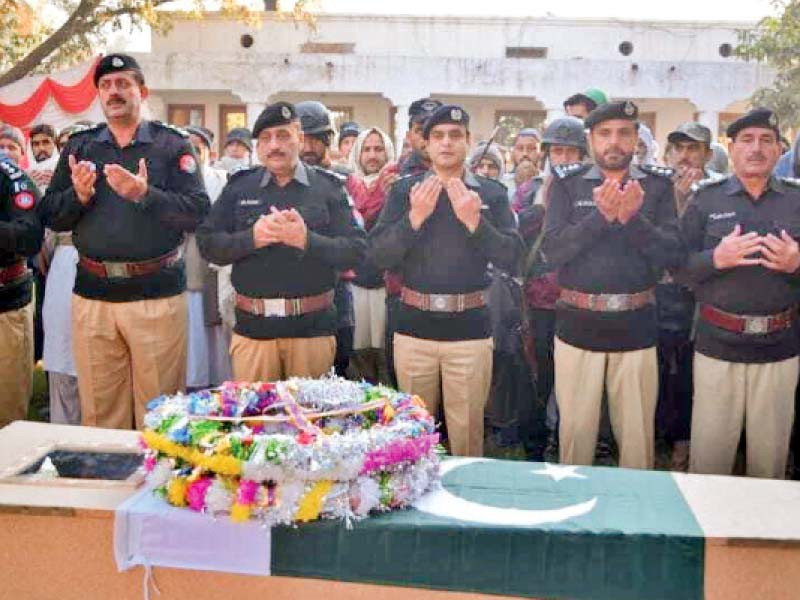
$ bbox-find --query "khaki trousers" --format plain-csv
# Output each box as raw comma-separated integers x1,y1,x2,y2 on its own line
230,334,336,382
394,333,493,457
72,294,187,430
554,337,658,469
691,352,798,479
0,302,34,428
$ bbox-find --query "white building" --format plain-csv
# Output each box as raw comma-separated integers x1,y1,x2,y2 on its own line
136,11,775,156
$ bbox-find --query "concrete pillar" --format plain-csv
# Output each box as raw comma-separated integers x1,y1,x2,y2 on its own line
393,103,410,159
245,102,267,131
696,109,720,142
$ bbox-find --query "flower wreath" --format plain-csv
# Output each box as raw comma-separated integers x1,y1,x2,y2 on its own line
140,376,441,525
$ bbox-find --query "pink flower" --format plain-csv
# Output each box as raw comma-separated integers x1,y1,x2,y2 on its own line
186,478,213,511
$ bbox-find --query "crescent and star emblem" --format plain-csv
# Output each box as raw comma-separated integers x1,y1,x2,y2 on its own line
414,458,598,526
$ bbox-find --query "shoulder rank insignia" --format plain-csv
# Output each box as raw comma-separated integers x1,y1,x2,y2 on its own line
0,155,23,181
690,174,729,194
310,165,347,184
153,120,189,138
780,176,800,188
639,163,675,178
553,162,585,179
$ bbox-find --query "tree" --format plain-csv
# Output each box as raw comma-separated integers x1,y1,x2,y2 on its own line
0,0,315,88
737,0,800,128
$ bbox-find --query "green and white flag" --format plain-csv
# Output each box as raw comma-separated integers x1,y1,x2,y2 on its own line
272,458,705,600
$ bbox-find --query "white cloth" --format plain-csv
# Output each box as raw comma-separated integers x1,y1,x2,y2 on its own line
186,291,232,388
42,244,78,376
352,285,387,350
115,485,271,576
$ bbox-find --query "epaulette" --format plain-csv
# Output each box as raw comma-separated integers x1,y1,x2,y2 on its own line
0,154,24,181
474,173,508,191
690,174,729,194
152,120,189,138
227,165,259,181
639,163,675,178
310,165,347,184
68,122,104,140
553,162,588,179
780,176,800,188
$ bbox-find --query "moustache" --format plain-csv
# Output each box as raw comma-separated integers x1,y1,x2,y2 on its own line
106,96,125,105
746,153,766,161
267,151,287,159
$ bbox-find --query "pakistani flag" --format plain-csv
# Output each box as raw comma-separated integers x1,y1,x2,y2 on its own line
272,458,704,600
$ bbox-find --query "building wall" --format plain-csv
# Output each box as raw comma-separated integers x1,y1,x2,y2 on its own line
139,12,775,156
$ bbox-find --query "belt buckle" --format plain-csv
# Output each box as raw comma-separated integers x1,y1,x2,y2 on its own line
261,298,286,318
605,294,623,311
429,294,449,311
103,262,128,278
744,316,769,334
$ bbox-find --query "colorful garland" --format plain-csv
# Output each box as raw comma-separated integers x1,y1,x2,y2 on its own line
140,376,441,525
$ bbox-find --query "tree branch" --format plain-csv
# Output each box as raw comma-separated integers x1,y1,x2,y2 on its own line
0,0,102,87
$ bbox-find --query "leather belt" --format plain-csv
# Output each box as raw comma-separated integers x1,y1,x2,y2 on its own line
235,290,334,318
79,248,181,279
700,303,796,335
400,286,487,312
559,288,655,312
0,261,27,287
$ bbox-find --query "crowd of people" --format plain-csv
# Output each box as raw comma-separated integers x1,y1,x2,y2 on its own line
2,53,800,481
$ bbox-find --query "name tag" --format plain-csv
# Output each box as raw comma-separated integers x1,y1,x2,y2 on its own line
574,199,595,208
239,198,262,207
709,211,736,221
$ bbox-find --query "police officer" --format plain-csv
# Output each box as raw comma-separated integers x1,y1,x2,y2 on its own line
370,105,522,456
518,117,589,442
337,121,360,162
681,108,800,479
657,121,717,469
197,102,366,381
41,54,210,430
398,98,442,177
543,100,685,469
0,151,43,427
295,100,357,376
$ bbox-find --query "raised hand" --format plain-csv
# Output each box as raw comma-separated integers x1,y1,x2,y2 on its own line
617,179,645,225
104,158,148,202
68,154,97,205
760,230,800,274
280,208,309,250
712,224,763,270
592,178,620,223
675,167,704,197
445,177,481,233
408,176,442,231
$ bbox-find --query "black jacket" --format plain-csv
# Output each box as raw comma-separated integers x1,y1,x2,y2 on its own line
40,121,210,302
369,169,522,341
543,163,685,351
197,161,366,340
0,155,43,312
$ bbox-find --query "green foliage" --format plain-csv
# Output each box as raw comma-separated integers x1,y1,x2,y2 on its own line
737,0,800,128
0,0,316,87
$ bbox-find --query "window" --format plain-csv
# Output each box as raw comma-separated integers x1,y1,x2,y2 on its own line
494,110,546,147
167,104,205,128
218,104,247,153
327,106,354,134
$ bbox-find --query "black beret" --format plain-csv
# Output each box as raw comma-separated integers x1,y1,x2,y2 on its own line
423,104,470,138
252,102,297,139
225,127,253,152
93,54,144,87
185,126,214,149
339,121,360,139
584,100,639,130
726,107,780,140
409,98,443,123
